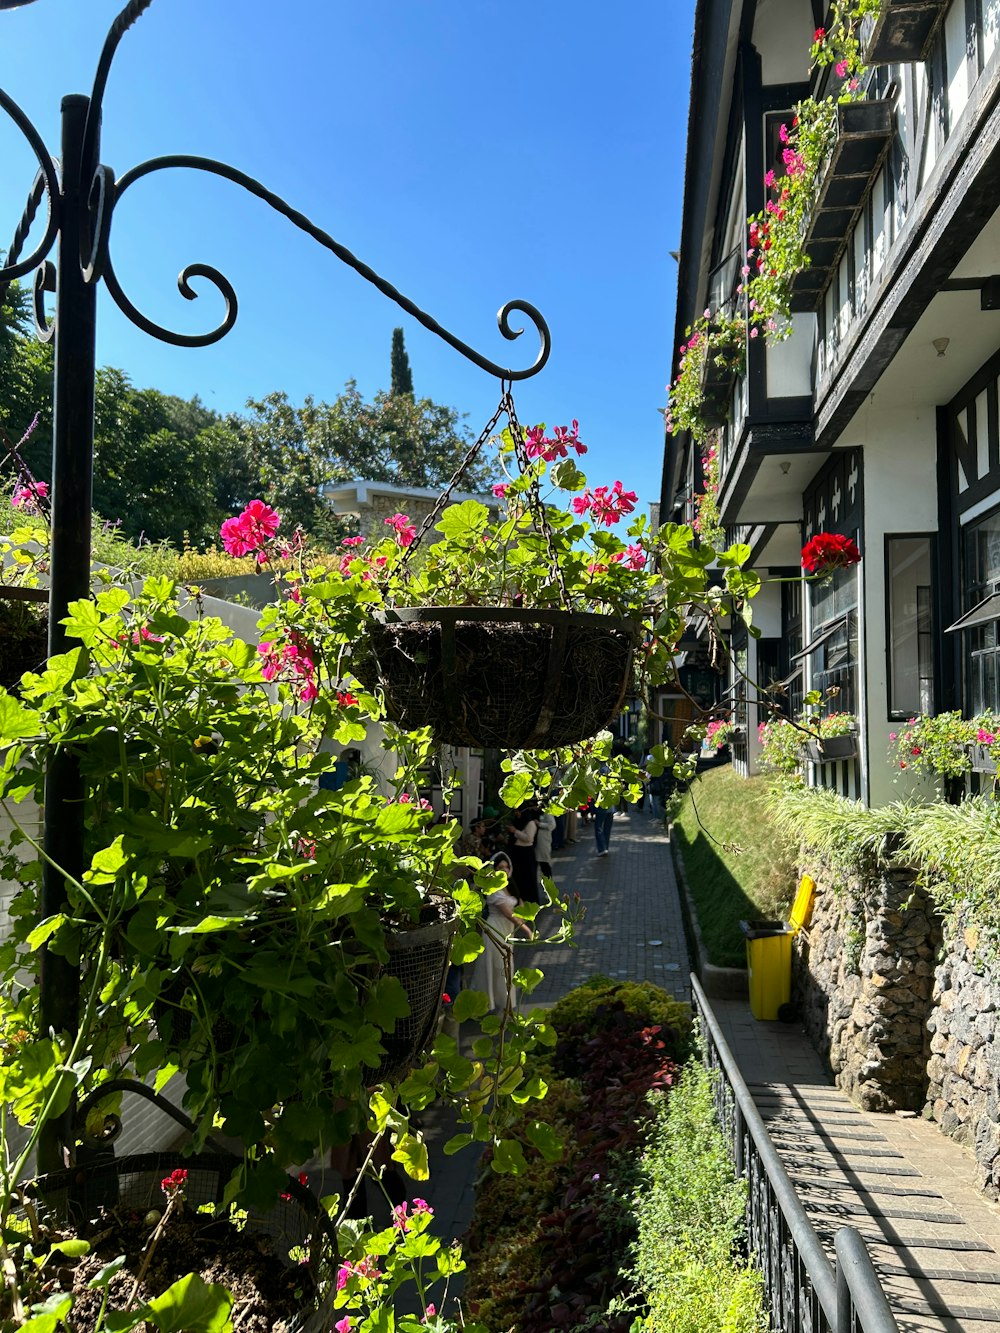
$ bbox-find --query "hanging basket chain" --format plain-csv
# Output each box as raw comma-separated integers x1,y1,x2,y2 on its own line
401,393,509,566
502,387,571,610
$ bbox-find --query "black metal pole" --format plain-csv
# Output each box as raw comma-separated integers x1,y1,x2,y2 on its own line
37,93,96,1173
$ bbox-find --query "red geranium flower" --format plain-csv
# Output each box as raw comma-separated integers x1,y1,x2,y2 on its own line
801,533,862,576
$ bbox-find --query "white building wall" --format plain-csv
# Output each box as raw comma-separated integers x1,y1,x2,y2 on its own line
855,406,943,807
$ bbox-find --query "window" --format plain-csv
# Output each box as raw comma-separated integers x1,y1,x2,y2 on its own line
962,506,1000,714
808,558,860,714
886,536,935,718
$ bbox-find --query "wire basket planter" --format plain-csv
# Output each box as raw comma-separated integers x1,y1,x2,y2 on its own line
356,605,639,750
368,906,460,1084
27,1081,338,1332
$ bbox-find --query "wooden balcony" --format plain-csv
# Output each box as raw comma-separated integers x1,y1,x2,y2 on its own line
791,100,895,312
862,0,948,65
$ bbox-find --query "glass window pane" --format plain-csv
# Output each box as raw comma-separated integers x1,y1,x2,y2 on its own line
887,536,935,718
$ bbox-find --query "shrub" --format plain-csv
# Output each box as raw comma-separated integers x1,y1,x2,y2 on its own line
464,980,692,1333
619,1060,765,1332
543,978,694,1072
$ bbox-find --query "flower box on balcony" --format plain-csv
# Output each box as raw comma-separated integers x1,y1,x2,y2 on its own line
862,0,948,65
790,100,894,312
698,327,744,428
968,743,998,775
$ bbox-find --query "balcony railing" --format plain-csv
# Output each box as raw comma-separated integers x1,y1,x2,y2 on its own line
692,975,900,1333
792,101,894,312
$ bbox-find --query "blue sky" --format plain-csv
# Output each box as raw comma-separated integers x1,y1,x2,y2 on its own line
2,0,694,511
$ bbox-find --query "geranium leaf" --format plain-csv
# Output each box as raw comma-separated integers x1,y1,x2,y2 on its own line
141,1272,233,1333
392,1131,429,1180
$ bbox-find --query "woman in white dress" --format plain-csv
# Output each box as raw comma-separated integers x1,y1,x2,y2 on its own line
473,851,533,1011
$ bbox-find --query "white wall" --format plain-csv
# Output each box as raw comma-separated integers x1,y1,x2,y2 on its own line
754,0,813,84
853,405,943,807
766,315,816,398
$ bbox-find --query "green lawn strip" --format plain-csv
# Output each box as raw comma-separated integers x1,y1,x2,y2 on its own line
672,766,797,968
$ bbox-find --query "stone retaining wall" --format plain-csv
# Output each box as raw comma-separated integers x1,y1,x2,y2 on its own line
926,925,1000,1200
792,859,1000,1199
792,859,940,1113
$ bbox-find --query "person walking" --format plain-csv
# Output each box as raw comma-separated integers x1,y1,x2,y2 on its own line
594,802,615,857
472,851,533,1011
507,802,540,903
535,808,556,886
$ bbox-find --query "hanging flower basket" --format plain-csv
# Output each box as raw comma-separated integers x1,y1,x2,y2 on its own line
355,606,639,749
156,901,459,1087
368,902,460,1084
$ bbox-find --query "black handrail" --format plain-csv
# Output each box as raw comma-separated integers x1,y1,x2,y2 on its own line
691,974,899,1333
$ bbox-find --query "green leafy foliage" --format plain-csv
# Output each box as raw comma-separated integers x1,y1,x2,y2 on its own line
673,766,798,967
620,1060,765,1332
464,980,691,1332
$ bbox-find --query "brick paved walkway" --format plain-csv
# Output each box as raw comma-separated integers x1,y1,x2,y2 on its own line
422,806,691,1248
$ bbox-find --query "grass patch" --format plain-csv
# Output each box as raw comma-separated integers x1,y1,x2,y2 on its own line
672,766,797,968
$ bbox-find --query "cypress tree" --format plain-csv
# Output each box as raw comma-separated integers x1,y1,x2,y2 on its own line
390,327,414,397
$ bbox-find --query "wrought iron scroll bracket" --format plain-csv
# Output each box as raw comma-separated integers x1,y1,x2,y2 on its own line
1,0,551,382
98,154,550,377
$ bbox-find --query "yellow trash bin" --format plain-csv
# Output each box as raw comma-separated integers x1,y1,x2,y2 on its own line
740,875,815,1021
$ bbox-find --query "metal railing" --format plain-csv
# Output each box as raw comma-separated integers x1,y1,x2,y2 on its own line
692,975,899,1333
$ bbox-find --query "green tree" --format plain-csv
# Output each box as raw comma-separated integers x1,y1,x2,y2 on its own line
237,392,351,548
325,380,495,491
0,277,53,482
235,383,496,548
390,326,414,397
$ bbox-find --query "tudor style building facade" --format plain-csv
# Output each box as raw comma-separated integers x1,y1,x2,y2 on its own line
663,0,1000,805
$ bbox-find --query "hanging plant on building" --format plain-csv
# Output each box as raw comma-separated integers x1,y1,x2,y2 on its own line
889,712,979,779
744,98,841,336
744,3,876,337
692,437,724,548
665,312,746,442
811,0,883,83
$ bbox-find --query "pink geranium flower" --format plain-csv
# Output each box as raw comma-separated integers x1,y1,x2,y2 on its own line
221,499,280,557
11,480,49,511
385,512,417,547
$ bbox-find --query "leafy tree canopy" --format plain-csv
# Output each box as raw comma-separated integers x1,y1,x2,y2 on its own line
1,313,495,551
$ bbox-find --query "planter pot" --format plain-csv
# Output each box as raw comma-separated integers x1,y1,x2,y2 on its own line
801,735,858,763
32,1081,337,1331
369,905,460,1084
862,0,948,64
156,904,458,1085
791,100,894,312
698,332,744,428
354,606,639,749
33,1154,337,1331
969,744,999,775
194,573,277,609
0,592,48,691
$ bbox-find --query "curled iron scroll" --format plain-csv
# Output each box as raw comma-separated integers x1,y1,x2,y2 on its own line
106,154,551,377
0,88,60,285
